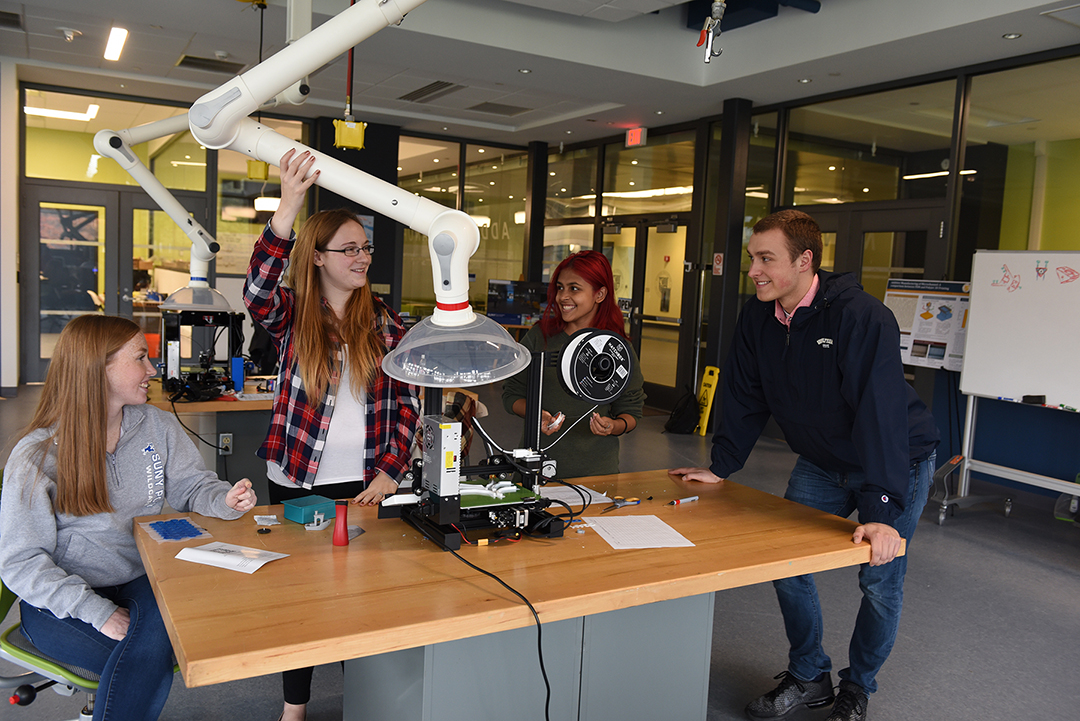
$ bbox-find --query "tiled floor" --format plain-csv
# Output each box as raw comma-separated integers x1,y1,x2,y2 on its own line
2,381,1079,721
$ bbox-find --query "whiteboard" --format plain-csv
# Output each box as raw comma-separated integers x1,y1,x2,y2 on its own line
960,250,1080,408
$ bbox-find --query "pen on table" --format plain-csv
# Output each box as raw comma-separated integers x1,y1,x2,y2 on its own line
667,496,699,506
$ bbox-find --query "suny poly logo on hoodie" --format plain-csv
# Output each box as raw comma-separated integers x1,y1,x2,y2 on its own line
143,443,166,507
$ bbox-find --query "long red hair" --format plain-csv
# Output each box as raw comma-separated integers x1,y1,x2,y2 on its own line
538,250,628,341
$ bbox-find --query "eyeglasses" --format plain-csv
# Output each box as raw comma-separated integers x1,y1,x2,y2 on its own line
322,244,374,257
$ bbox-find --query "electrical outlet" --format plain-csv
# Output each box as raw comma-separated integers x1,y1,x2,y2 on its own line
218,433,233,456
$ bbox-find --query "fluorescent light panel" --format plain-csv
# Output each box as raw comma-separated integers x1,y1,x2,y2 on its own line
902,169,977,180
104,27,128,61
23,104,100,121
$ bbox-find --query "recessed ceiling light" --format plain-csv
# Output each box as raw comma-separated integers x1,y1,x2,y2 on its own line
828,166,836,171
862,187,870,193
432,158,439,163
655,111,664,115
549,171,556,176
1002,33,1022,39
24,103,100,121
518,68,531,74
631,160,638,165
489,181,496,185
566,130,572,134
104,26,128,61
397,166,402,171
797,78,812,84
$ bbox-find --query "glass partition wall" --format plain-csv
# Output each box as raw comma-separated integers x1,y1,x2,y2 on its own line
398,137,529,317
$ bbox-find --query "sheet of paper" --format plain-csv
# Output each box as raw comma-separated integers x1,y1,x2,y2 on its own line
176,541,289,574
584,515,695,549
540,485,611,507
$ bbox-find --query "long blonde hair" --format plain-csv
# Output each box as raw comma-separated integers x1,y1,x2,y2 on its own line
286,209,385,402
19,315,141,516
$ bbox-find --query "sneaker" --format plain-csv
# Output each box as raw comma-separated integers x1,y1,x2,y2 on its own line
745,671,835,720
824,680,868,721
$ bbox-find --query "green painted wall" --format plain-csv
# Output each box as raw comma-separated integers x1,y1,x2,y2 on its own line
1041,139,1080,250
998,143,1034,251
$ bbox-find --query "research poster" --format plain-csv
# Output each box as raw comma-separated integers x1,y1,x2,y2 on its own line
883,279,970,372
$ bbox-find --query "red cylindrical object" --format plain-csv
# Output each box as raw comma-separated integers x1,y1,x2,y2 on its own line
332,500,349,546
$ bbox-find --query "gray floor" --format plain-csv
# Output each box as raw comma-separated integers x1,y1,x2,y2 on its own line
2,382,1079,720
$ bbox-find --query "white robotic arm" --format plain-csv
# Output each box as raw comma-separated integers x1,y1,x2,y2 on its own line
93,115,218,293
225,117,479,325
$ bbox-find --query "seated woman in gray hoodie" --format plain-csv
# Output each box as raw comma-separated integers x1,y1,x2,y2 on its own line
0,315,257,721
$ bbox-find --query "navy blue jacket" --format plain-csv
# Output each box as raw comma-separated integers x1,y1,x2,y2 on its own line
710,271,940,526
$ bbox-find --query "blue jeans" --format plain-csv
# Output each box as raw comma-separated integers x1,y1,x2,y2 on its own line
19,574,174,721
773,452,934,695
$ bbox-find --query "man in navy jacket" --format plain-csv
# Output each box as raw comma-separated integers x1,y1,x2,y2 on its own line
671,209,939,721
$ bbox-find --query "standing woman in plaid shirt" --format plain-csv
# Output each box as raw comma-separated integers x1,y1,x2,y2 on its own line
245,149,420,721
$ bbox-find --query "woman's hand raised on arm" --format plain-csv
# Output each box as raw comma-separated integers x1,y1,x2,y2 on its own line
269,149,319,238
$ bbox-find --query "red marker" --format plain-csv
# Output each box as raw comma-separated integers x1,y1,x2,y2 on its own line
667,496,699,506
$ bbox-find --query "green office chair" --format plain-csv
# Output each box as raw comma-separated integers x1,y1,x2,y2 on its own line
0,468,99,720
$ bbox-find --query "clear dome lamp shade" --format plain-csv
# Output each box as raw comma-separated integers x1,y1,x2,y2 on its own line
159,285,234,312
382,314,531,388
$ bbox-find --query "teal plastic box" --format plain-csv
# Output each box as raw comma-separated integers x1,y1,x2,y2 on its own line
282,495,336,524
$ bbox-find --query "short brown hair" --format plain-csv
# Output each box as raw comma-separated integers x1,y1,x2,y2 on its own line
753,209,822,272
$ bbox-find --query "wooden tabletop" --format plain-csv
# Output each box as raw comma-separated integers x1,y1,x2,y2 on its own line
134,470,889,687
146,378,274,413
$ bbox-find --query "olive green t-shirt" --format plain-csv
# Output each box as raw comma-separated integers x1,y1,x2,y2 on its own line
501,327,645,480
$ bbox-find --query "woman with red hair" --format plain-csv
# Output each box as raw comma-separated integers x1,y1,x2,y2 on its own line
502,250,645,479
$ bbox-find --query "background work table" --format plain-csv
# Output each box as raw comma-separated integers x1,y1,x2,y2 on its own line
135,470,888,720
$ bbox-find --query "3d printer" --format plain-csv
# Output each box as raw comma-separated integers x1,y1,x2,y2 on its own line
160,308,245,399
381,329,636,551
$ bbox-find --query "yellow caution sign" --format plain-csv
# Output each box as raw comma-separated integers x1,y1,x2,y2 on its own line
697,366,719,436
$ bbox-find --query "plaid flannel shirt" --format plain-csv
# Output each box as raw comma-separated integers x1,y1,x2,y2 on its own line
244,222,421,489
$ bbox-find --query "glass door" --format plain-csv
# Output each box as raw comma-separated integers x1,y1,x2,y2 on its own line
21,184,208,381
22,186,118,381
603,220,696,407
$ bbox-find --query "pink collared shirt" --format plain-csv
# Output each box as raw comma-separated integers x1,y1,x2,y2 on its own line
774,274,820,328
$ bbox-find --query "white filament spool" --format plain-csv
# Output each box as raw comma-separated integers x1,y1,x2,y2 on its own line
559,329,634,404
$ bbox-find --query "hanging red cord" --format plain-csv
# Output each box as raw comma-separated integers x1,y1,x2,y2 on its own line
345,0,355,119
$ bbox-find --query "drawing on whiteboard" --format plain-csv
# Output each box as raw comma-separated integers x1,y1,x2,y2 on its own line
1008,273,1021,292
991,264,1012,287
1056,266,1079,284
1036,260,1049,280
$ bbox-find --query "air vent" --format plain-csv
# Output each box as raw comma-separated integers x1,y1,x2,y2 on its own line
176,54,248,74
0,10,24,30
399,81,465,103
469,102,531,117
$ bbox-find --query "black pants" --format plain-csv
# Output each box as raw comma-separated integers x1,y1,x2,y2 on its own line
269,480,363,704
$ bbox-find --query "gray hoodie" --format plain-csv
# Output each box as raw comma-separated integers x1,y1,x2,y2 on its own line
0,404,245,631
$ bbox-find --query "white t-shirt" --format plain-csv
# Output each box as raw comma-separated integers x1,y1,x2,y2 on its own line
268,351,367,488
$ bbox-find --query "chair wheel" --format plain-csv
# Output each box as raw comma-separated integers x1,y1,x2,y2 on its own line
10,683,38,706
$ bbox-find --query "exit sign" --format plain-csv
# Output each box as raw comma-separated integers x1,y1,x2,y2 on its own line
625,127,648,148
